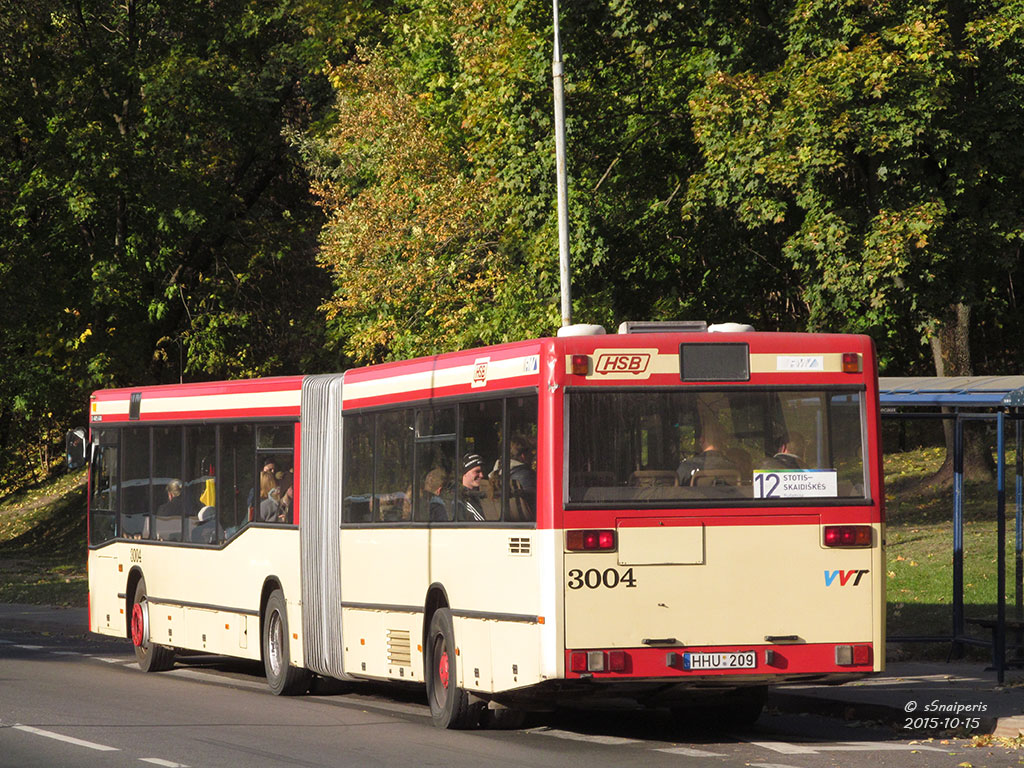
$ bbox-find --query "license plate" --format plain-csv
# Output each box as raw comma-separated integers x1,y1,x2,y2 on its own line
682,651,757,670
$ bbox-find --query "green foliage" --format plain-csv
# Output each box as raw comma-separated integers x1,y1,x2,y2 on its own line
686,0,1024,372
0,0,377,487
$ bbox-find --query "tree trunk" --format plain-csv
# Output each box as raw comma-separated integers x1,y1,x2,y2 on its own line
928,303,994,486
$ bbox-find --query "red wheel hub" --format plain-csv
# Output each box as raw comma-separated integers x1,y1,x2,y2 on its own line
438,650,450,689
131,603,144,647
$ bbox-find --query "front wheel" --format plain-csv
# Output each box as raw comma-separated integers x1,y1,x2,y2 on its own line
131,577,175,672
425,608,479,728
262,589,311,695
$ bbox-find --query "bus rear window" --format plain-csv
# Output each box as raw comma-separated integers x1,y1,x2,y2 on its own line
566,389,868,506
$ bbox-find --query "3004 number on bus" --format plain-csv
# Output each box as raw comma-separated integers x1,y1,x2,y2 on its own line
567,567,638,590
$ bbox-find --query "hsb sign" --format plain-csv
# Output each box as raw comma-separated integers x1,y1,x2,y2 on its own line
594,353,651,376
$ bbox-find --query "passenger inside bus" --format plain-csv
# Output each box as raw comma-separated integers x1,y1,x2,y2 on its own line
423,467,449,522
760,430,806,470
676,419,739,486
456,453,486,522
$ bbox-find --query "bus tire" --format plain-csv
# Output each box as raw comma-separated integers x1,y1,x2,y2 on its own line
131,578,175,673
262,589,311,696
426,608,479,729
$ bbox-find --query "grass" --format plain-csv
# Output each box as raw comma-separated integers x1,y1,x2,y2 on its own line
0,469,88,606
885,446,1022,656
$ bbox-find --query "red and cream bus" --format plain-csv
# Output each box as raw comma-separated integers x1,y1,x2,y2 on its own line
81,323,884,727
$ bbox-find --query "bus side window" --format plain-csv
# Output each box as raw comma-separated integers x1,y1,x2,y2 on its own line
152,426,184,542
505,395,538,522
343,413,374,523
375,409,414,523
220,424,255,541
89,432,119,544
414,407,455,522
459,399,502,522
121,427,150,540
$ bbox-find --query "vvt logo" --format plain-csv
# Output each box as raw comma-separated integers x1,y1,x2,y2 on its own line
824,569,869,586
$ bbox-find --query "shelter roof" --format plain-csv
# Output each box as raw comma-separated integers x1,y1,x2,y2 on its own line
879,376,1024,408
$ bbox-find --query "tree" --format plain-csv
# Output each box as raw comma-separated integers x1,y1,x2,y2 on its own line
0,0,373,485
685,0,1024,378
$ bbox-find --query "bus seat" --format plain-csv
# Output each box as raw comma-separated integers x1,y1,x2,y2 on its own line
690,468,741,487
629,470,678,487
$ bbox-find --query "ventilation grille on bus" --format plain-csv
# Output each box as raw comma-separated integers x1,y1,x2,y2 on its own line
387,629,412,667
508,537,532,556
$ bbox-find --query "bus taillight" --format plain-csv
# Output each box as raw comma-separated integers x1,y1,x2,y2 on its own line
823,525,872,547
835,644,872,666
842,353,862,373
566,530,616,551
569,650,629,673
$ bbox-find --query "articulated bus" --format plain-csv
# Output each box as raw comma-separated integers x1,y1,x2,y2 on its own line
81,323,884,728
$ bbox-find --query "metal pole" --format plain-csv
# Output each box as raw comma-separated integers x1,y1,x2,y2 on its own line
997,410,1007,683
952,413,964,657
552,0,572,327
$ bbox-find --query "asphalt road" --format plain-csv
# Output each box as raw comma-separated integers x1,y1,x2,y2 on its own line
0,630,1016,768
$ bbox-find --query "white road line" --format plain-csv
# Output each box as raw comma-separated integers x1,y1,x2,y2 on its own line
13,724,119,752
12,644,44,650
748,764,804,768
748,741,819,755
527,727,643,746
750,740,947,755
140,758,189,767
817,742,947,753
655,746,727,757
49,651,82,656
0,639,12,644
94,657,131,664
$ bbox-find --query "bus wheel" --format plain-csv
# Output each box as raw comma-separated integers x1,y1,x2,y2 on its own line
131,578,175,672
262,589,311,696
426,608,479,729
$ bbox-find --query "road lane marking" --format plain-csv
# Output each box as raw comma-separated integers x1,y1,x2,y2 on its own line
527,727,643,746
140,759,189,767
749,740,947,755
748,764,804,768
13,724,119,752
50,651,82,656
656,746,727,757
12,644,44,650
748,741,818,754
817,742,947,752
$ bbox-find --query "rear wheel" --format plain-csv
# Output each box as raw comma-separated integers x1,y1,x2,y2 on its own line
262,589,311,695
425,608,479,729
131,578,175,672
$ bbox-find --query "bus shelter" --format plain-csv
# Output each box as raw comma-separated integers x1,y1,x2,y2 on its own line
879,376,1024,681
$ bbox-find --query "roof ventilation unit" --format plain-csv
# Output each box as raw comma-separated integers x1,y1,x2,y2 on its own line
556,324,607,337
617,321,708,334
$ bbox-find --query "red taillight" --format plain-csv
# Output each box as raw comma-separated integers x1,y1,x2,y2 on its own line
836,644,872,666
823,525,872,547
566,530,617,551
571,354,589,375
569,650,629,674
842,353,862,373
